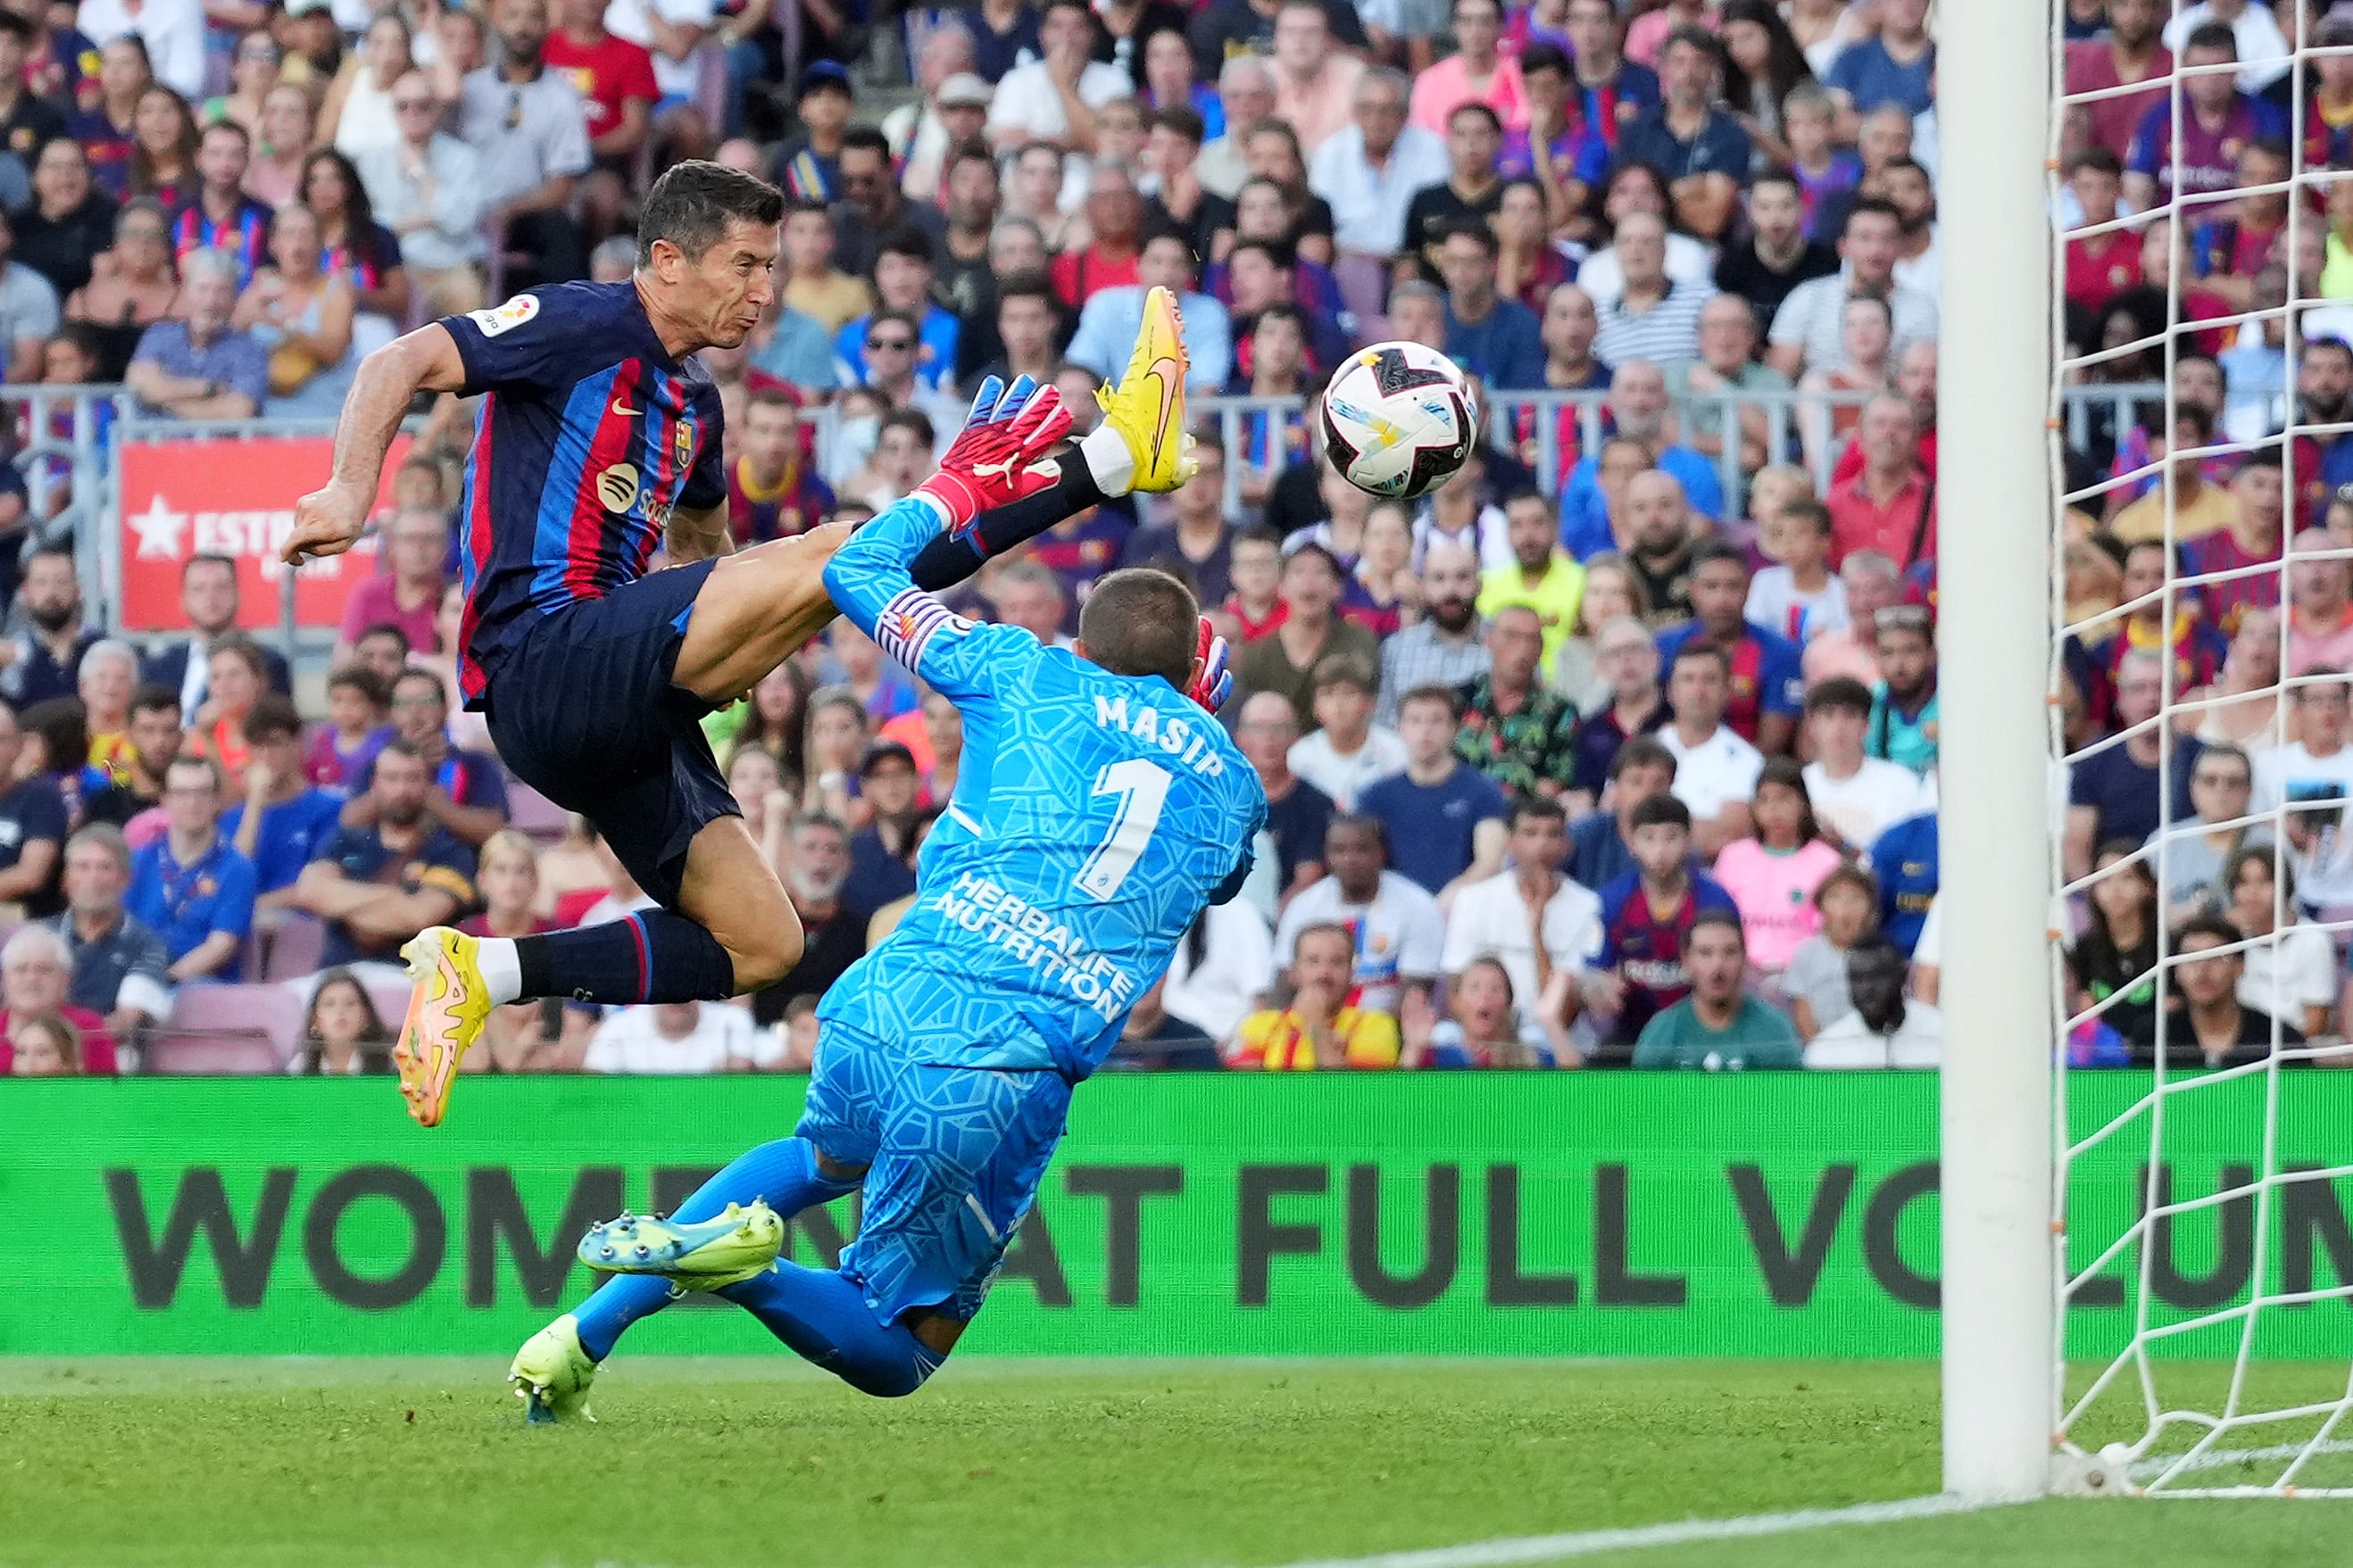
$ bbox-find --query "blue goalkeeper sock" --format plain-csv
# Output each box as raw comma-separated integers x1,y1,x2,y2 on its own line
508,910,738,1005
718,1261,944,1398
572,1137,859,1360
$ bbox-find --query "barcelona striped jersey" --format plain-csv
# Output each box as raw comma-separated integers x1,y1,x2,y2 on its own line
440,281,728,707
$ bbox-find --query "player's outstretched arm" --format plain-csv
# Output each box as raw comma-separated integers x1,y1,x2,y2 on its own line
282,323,468,565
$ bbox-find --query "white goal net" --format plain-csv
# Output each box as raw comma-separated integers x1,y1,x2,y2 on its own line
2047,0,2353,1497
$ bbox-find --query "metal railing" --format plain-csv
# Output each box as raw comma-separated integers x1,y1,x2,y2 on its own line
0,380,2175,651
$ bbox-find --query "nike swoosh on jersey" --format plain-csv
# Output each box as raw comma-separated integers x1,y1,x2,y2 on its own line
612,398,642,417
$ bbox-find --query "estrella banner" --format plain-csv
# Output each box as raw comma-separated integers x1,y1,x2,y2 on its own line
1,1074,2346,1357
116,434,412,633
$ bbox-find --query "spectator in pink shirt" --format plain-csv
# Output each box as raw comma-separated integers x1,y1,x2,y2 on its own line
333,505,449,664
1711,756,1840,975
2288,528,2353,676
1409,0,1528,134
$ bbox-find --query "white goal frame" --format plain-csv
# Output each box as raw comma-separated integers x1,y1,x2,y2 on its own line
1938,0,2060,1503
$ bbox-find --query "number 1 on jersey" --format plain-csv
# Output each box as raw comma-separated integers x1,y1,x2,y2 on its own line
1074,758,1172,900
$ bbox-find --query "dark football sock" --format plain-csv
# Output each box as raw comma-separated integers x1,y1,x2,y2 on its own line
907,460,1109,592
512,909,739,1004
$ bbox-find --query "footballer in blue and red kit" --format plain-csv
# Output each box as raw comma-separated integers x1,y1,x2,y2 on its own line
1595,867,1738,1050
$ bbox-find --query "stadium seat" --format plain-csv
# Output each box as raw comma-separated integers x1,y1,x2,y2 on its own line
262,913,328,983
507,780,570,843
170,983,308,1067
145,1029,287,1075
359,972,413,1034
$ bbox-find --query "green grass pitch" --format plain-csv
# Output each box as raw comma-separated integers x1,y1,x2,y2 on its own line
1,1358,2346,1567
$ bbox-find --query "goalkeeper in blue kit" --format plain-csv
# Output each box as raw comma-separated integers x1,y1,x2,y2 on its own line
508,370,1267,1419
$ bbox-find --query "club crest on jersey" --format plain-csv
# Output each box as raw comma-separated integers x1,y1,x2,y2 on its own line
469,294,540,338
674,420,693,469
596,462,640,511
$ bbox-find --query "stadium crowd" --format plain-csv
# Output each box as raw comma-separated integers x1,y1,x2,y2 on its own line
0,0,2347,1076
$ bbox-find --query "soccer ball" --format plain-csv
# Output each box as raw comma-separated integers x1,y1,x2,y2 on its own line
1319,343,1480,501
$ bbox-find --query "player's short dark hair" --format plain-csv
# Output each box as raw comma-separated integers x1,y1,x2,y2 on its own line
1611,734,1676,779
130,681,183,719
876,225,935,267
1397,683,1463,722
1805,676,1875,718
1683,908,1744,954
201,117,249,150
1629,792,1692,834
636,159,786,269
1750,165,1801,198
1077,568,1201,691
242,693,302,743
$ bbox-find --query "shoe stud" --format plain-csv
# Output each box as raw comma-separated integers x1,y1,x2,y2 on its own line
598,1245,613,1260
635,1244,651,1259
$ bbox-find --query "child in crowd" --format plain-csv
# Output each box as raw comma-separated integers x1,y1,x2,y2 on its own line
1781,865,1879,1039
1426,956,1552,1068
1712,758,1842,980
303,664,392,787
1588,792,1739,1058
1783,84,1860,241
9,1015,81,1076
1747,494,1849,643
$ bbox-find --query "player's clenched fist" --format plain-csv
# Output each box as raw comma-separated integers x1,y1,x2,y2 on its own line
916,374,1073,529
283,481,372,565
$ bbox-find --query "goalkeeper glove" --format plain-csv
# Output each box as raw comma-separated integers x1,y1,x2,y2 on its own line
1185,618,1234,712
914,375,1073,533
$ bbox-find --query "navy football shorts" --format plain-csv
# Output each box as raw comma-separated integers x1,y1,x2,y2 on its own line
482,560,736,908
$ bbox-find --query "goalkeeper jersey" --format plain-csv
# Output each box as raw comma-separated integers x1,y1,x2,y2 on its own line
818,495,1267,1080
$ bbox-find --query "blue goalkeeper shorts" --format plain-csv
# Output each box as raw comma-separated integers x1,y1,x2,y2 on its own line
794,1024,1071,1326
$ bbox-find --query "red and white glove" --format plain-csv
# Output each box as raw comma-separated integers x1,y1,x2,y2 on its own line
914,375,1073,533
1185,617,1234,712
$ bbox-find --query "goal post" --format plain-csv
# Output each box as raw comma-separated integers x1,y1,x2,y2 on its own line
1937,0,2059,1502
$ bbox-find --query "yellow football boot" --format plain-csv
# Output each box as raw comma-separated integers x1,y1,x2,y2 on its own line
1093,285,1199,494
393,926,494,1128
